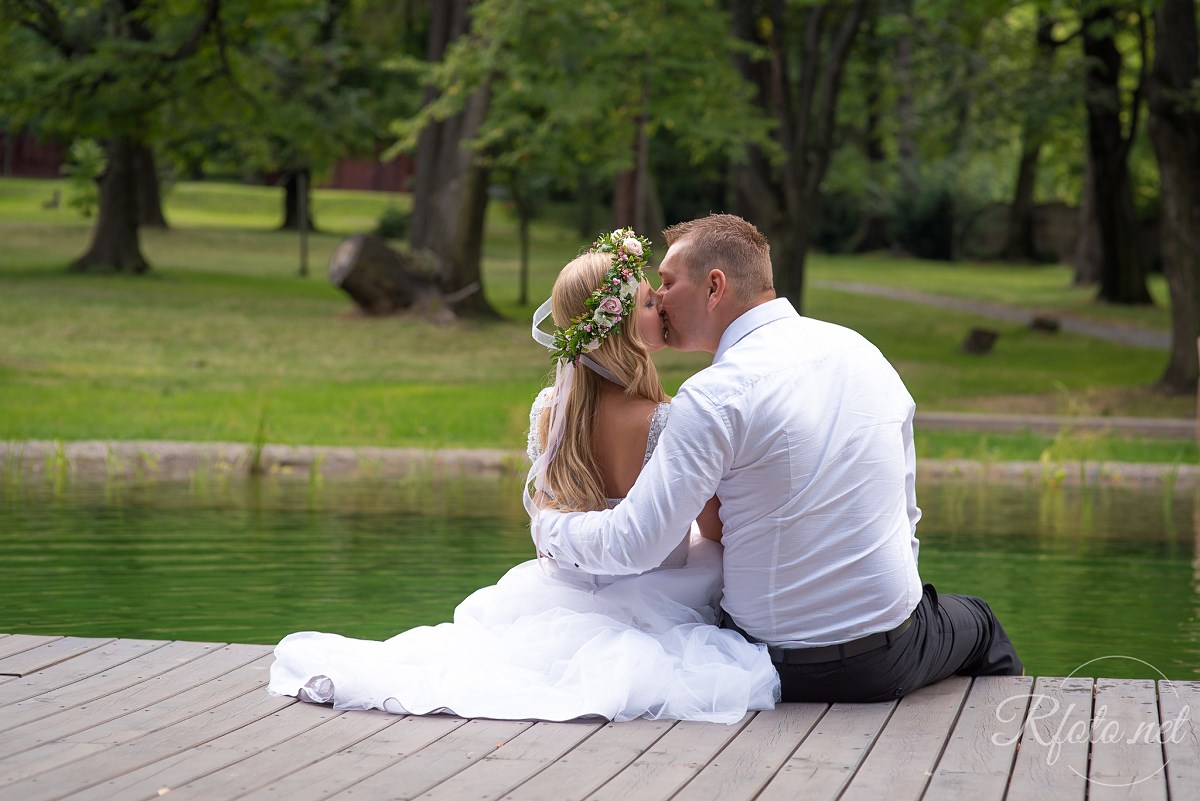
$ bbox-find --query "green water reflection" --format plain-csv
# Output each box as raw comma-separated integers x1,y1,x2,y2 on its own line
2,473,1196,680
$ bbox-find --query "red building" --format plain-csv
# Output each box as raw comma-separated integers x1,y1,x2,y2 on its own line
1,130,413,193
1,131,66,178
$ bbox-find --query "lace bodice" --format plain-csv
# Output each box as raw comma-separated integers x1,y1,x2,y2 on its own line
526,386,669,473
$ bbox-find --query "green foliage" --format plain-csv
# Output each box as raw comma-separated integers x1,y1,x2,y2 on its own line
890,181,957,261
812,192,863,254
392,0,772,197
375,205,409,240
59,139,105,218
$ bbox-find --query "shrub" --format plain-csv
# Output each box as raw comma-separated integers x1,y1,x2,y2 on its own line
60,140,107,218
889,183,956,261
375,206,409,240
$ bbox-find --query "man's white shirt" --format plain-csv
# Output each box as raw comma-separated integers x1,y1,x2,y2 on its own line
537,298,923,647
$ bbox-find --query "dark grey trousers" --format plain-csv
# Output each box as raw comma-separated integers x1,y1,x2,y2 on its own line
756,583,1023,703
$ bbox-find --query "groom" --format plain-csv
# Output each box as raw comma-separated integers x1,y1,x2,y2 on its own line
536,213,1022,702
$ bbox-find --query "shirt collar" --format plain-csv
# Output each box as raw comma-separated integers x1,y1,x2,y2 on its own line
714,298,797,363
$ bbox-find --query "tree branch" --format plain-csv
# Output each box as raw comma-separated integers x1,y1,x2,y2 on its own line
792,4,825,159
163,0,220,64
17,0,79,57
809,0,868,196
1119,7,1149,164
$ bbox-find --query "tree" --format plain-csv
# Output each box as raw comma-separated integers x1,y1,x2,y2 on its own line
1003,12,1066,262
1081,3,1153,304
399,0,769,314
405,0,495,317
0,0,228,272
1148,0,1200,393
730,0,870,312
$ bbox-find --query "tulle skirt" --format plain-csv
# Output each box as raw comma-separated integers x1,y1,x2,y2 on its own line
268,537,780,723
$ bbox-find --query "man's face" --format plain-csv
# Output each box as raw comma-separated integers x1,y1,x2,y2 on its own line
655,242,711,352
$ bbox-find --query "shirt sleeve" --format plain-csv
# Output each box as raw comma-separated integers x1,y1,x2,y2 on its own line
535,384,733,575
902,397,921,565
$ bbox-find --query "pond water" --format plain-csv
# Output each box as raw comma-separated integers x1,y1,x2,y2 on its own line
1,472,1196,680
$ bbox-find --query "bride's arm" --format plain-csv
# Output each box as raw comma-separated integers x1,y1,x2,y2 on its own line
696,497,722,542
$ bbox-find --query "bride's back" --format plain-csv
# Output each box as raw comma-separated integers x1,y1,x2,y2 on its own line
591,382,660,500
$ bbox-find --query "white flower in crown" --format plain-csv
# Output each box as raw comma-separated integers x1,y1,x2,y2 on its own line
619,276,638,300
623,237,643,256
610,230,624,245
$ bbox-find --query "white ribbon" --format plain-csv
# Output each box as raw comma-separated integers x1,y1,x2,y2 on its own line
525,297,626,557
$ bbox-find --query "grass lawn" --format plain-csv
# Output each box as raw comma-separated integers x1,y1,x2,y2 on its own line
811,254,1172,332
0,177,1193,464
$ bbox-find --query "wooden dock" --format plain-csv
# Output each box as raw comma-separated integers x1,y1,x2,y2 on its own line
0,633,1196,800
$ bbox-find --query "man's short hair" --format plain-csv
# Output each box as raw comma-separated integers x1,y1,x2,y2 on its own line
662,214,773,302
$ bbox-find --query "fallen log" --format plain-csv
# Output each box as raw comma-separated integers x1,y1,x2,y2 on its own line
328,234,445,316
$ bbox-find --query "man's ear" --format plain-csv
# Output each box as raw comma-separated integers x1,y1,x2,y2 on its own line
706,269,727,311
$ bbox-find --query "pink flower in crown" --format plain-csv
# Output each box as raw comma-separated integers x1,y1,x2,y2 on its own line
597,296,623,316
623,237,643,256
583,323,592,332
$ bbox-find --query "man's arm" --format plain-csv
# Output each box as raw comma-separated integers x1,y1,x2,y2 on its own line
536,385,731,575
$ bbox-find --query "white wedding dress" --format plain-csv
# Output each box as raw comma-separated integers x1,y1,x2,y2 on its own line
268,393,780,723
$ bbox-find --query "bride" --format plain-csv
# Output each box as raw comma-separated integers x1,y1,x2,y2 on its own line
269,229,780,723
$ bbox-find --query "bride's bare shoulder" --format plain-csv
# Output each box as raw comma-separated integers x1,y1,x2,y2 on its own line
593,390,663,498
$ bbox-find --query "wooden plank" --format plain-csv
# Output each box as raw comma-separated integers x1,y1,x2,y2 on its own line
416,720,606,800
755,701,895,801
1087,678,1168,801
924,676,1033,801
1159,680,1200,801
137,710,401,801
7,682,294,801
0,642,250,740
0,650,275,789
0,636,114,677
1006,676,1093,801
320,718,536,801
502,718,674,801
839,676,972,801
584,714,754,801
55,692,339,800
0,639,169,706
0,634,61,661
670,704,826,801
236,714,469,801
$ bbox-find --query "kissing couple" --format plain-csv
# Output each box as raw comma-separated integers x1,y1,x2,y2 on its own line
270,213,1022,722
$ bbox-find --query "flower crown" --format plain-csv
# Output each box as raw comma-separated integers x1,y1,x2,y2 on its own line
550,228,652,364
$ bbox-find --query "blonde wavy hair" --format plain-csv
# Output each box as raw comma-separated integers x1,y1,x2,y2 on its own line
537,250,668,512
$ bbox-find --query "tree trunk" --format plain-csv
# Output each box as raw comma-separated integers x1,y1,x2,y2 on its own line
408,0,496,318
612,80,652,235
850,3,890,253
894,5,918,196
1004,14,1061,263
1082,7,1152,305
280,168,316,231
1002,141,1040,261
576,168,598,239
329,234,443,315
1148,0,1200,393
730,0,867,314
134,145,168,229
1073,151,1102,285
517,206,530,307
71,136,149,273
